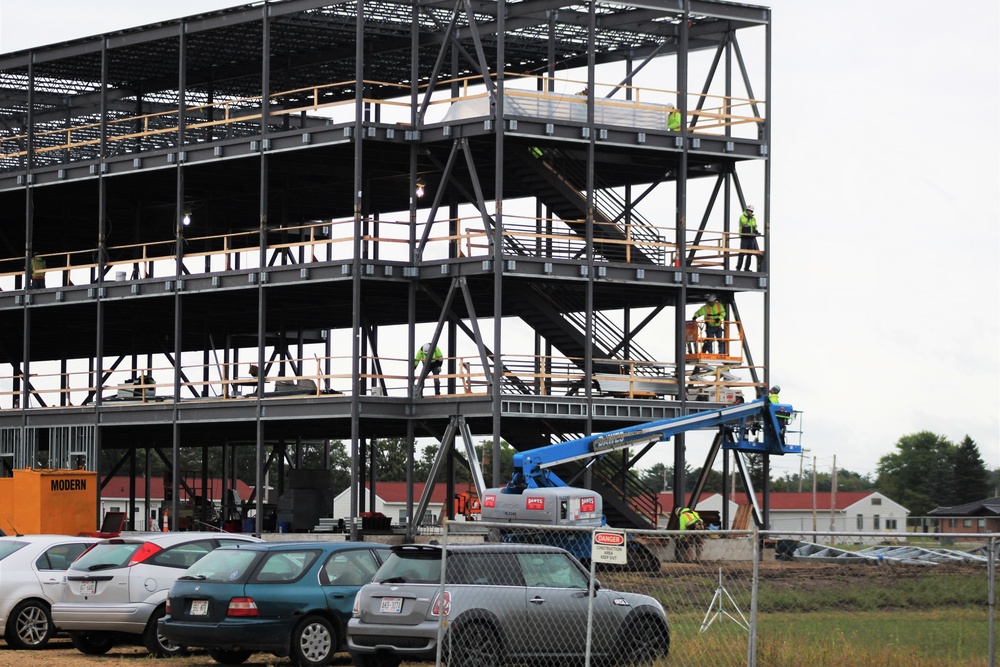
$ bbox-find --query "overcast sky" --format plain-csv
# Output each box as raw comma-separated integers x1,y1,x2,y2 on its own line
1,1,997,483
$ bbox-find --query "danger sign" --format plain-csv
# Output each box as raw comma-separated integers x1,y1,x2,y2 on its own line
592,529,628,565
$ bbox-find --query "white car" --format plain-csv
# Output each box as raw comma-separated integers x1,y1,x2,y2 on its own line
51,531,261,657
0,534,99,650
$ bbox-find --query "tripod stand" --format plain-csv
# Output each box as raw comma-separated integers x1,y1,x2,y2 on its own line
699,567,749,633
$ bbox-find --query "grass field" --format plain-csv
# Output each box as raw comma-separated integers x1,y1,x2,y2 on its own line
602,562,993,667
637,608,993,667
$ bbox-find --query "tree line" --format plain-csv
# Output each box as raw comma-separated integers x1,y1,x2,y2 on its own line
97,431,995,519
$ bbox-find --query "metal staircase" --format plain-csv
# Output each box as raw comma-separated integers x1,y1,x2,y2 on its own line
514,148,666,265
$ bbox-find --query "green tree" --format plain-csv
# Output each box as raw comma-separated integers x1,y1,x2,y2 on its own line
327,439,352,496
370,437,410,482
416,439,515,487
876,431,956,516
950,435,991,504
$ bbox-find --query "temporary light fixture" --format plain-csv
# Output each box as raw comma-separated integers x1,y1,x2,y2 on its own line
181,208,192,226
415,178,426,199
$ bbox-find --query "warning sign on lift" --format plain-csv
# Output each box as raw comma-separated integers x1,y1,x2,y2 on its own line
591,529,627,565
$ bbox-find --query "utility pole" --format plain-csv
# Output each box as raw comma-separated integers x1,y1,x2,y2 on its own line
811,455,817,534
829,455,838,532
797,448,810,493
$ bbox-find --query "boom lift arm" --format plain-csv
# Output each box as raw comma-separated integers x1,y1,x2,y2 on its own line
506,397,798,492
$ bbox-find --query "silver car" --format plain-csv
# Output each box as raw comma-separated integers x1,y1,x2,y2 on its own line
0,534,98,649
51,531,261,657
347,543,670,667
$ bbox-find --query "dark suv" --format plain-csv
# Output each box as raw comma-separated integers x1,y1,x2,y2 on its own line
347,543,669,667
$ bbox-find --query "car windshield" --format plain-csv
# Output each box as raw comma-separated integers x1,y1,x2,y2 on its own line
180,548,259,582
69,542,140,571
0,541,28,560
375,550,441,584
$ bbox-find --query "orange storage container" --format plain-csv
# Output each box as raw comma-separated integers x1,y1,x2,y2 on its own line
0,469,97,535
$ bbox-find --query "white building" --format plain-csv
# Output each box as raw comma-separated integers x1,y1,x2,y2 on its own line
690,491,909,534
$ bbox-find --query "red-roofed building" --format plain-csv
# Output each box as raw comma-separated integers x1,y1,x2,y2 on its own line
653,490,908,534
99,476,254,531
332,482,480,526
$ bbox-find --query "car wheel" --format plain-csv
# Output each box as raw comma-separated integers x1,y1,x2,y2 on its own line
69,631,115,655
142,605,187,658
208,647,254,665
619,617,669,666
5,600,53,650
290,614,336,667
447,622,500,667
351,654,401,667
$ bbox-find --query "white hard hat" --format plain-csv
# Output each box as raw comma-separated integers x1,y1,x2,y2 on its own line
707,294,717,302
421,343,432,355
746,204,755,212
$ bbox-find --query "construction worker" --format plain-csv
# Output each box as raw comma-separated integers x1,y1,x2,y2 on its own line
414,343,444,395
692,294,726,354
768,385,792,438
677,507,705,562
678,506,704,531
736,204,760,271
29,252,46,289
667,105,681,132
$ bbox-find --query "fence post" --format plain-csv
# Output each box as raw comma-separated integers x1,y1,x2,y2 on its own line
584,526,597,667
435,520,451,667
748,525,760,667
989,534,996,667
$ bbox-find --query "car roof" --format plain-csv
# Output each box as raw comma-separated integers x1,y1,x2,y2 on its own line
213,540,389,553
391,543,569,556
95,531,262,547
0,534,99,545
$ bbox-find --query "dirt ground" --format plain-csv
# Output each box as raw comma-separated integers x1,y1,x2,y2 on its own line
0,638,338,667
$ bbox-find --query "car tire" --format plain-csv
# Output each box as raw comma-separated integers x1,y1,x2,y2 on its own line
447,621,501,667
69,631,115,655
351,654,401,667
619,616,669,666
5,599,53,650
208,647,254,665
142,605,187,658
290,614,336,667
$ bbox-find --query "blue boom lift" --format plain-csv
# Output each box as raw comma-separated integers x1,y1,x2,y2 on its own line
477,397,799,569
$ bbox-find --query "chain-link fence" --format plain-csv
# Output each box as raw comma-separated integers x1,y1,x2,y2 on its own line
425,521,996,667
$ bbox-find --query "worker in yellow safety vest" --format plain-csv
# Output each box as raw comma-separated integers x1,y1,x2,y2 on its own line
768,385,792,437
677,507,705,562
678,507,705,531
30,252,46,289
736,204,760,271
667,105,681,132
692,294,726,354
414,343,444,395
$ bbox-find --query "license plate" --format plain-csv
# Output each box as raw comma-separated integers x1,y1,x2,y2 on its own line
190,600,209,616
379,597,402,614
79,581,96,595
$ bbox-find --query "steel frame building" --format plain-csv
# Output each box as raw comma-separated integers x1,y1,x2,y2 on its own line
0,0,775,536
